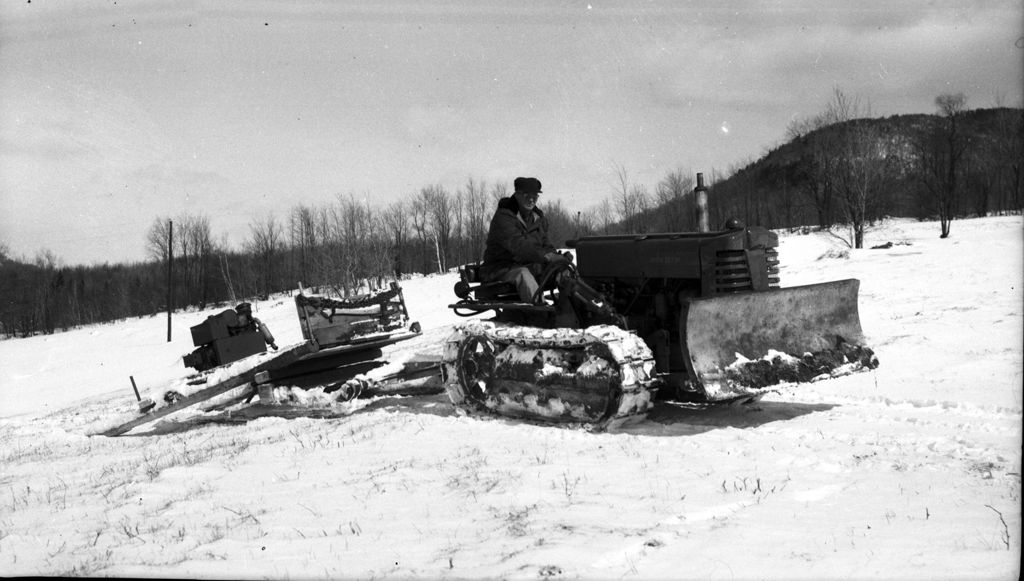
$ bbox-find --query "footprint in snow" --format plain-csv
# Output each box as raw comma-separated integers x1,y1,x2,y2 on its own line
538,565,563,577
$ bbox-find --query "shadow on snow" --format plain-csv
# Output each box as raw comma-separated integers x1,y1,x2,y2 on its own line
618,400,839,437
126,394,836,437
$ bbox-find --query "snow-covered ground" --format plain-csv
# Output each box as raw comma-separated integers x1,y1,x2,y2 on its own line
1,216,1020,580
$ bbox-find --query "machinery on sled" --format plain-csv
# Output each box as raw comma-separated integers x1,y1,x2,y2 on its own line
183,304,277,372
444,218,878,428
294,281,419,350
99,283,425,437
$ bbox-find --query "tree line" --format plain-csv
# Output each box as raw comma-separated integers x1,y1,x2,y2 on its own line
2,92,1021,337
0,182,591,337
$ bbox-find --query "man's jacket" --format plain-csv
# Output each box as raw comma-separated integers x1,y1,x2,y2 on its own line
480,195,555,279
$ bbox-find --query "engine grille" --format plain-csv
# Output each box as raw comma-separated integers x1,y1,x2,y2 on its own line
713,248,780,293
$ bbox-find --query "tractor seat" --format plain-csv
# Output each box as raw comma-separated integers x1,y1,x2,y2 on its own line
455,263,519,301
475,282,518,301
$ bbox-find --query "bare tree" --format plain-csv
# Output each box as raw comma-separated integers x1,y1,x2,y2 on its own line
823,90,890,248
795,142,838,230
834,121,889,248
489,180,509,203
324,198,350,293
382,200,409,277
31,249,62,333
596,197,616,234
186,213,215,307
145,217,172,262
543,199,576,247
912,93,970,238
362,208,393,288
655,168,693,231
246,213,283,298
421,185,454,272
409,193,431,273
174,214,193,305
289,204,318,287
788,87,866,231
789,87,887,246
934,93,968,237
147,214,217,307
630,183,651,233
612,163,638,232
462,177,491,263
451,187,466,265
339,194,376,291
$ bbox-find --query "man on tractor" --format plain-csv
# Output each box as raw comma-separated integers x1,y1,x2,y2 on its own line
478,177,570,303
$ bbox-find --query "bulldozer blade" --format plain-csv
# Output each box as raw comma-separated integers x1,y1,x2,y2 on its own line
683,278,878,400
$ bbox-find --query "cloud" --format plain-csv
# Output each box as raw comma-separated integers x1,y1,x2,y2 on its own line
2,1,1020,265
128,163,234,194
636,1,1022,117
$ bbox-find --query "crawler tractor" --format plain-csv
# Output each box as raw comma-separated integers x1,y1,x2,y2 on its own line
444,218,878,428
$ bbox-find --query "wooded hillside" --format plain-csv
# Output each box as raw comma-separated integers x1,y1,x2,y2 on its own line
700,106,1022,246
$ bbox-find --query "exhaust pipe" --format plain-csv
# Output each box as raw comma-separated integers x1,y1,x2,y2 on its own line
695,172,709,233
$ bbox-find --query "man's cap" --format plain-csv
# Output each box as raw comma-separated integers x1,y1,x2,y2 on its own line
513,177,542,195
235,302,252,313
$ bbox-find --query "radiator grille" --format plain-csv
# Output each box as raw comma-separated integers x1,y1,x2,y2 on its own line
713,248,780,293
766,248,780,287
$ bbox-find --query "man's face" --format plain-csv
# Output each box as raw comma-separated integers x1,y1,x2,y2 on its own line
515,191,540,211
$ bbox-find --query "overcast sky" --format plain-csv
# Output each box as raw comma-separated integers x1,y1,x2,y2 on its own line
1,1,1021,266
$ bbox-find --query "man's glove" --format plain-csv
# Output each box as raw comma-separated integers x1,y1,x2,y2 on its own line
544,252,570,265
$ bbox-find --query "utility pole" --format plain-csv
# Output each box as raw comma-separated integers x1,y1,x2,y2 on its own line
167,220,173,342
